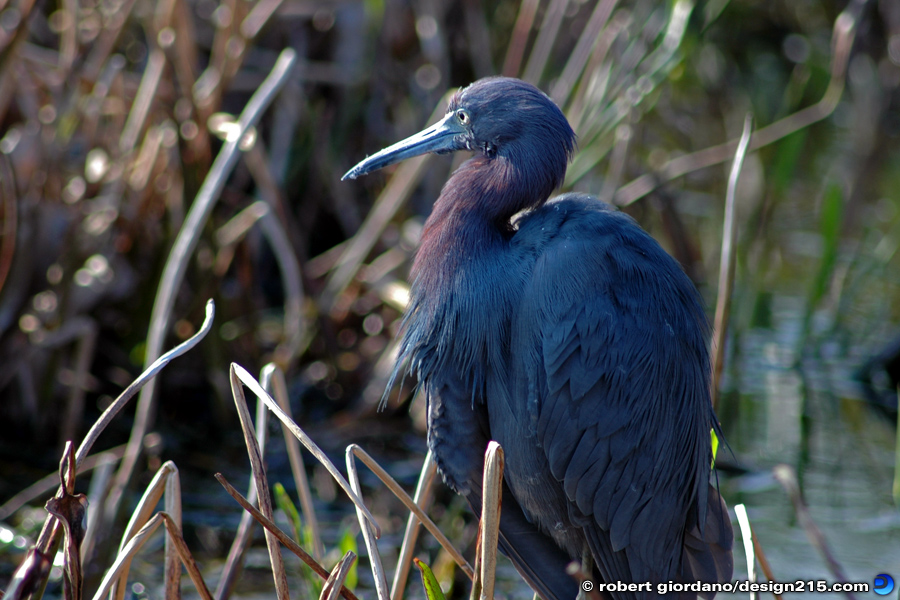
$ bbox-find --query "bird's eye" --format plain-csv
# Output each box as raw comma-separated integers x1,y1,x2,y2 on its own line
456,109,469,124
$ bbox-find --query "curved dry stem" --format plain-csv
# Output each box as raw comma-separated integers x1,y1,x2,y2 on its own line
74,300,215,469
231,363,380,535
345,447,390,600
346,444,473,580
229,366,290,600
107,47,296,535
215,473,361,600
264,364,324,560
320,551,358,600
111,461,179,600
91,513,165,600
26,299,214,590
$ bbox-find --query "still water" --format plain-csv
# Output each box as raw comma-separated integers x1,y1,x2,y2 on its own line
716,297,900,599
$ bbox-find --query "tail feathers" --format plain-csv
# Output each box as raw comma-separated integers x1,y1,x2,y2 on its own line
465,486,581,600
580,483,734,600
680,484,734,599
462,483,733,600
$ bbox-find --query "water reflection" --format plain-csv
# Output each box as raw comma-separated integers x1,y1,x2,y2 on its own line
720,300,900,596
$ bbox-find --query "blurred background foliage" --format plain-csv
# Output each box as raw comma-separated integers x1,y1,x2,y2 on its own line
1,0,899,596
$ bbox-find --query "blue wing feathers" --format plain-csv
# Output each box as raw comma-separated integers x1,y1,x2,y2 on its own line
510,195,722,588
411,193,730,598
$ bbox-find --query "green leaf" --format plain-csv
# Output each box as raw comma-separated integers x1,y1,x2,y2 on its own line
339,525,358,590
273,483,302,543
274,483,321,597
797,182,844,355
808,183,844,308
710,428,720,469
772,129,808,195
415,558,447,600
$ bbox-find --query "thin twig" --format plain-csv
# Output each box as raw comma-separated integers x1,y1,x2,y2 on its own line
159,513,214,600
751,532,782,600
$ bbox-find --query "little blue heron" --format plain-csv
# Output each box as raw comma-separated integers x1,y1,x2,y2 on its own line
343,77,733,600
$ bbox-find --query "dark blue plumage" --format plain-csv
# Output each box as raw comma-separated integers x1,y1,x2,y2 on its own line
344,77,733,600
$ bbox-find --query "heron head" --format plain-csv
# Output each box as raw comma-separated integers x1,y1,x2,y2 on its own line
342,77,575,188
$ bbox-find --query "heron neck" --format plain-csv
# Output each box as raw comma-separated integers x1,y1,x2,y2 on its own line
411,156,539,287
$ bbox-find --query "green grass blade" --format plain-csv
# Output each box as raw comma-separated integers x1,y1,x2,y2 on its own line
414,558,447,600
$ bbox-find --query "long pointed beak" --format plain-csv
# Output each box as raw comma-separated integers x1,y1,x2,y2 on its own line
342,112,467,180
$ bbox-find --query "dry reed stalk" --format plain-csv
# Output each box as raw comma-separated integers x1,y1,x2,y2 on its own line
266,365,324,559
345,447,389,600
711,114,753,411
390,452,437,600
319,552,358,600
107,48,296,535
229,365,290,600
345,444,473,579
214,474,361,600
471,442,503,600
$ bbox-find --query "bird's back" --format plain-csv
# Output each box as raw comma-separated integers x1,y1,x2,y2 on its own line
486,193,733,598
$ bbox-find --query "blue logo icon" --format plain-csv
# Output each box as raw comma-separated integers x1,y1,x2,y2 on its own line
874,574,894,596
